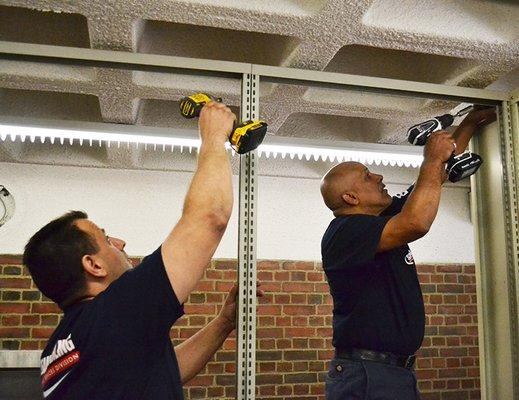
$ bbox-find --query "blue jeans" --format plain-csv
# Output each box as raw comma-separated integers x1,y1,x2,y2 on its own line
325,357,421,400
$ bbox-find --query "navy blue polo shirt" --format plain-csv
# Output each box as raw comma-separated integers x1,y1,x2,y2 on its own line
39,247,184,399
321,186,425,356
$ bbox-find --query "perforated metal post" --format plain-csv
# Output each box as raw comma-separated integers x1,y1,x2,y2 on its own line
470,101,519,399
498,100,519,397
235,73,259,400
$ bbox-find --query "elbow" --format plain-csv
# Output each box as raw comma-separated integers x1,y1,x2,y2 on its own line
407,215,431,238
205,209,231,234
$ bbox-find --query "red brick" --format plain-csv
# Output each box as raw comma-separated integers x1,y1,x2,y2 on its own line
417,265,435,273
283,282,315,293
0,278,32,289
316,305,332,315
0,255,23,264
274,271,290,280
446,380,461,389
0,303,30,313
20,340,40,350
438,305,464,315
195,281,214,291
274,294,290,304
212,260,237,270
222,271,235,280
277,385,292,395
205,270,223,279
206,293,224,303
0,327,30,338
282,261,314,271
277,339,292,349
275,316,291,327
258,271,273,281
447,358,461,368
290,294,307,303
437,265,462,273
257,305,282,315
31,303,61,314
258,261,281,270
257,328,284,338
215,282,234,292
290,271,307,281
293,316,308,326
314,283,330,292
283,305,315,315
185,374,214,386
464,265,475,274
260,282,282,292
438,284,464,293
316,328,332,337
259,339,276,350
307,272,324,282
259,385,276,396
32,327,55,339
439,368,467,378
2,315,21,326
444,275,458,283
285,328,316,337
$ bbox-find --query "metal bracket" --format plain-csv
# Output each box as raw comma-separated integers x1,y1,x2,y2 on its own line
235,73,259,400
499,100,519,397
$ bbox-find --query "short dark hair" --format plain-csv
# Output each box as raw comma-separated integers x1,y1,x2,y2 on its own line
23,211,99,308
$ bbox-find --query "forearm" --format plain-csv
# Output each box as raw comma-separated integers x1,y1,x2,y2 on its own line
183,139,233,224
175,315,234,384
401,159,444,231
452,119,478,155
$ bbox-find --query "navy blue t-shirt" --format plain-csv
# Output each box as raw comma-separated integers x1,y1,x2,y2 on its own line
321,186,425,356
39,247,185,399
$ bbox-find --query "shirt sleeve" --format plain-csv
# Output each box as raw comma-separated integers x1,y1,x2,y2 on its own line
322,214,392,272
381,185,415,216
95,246,184,341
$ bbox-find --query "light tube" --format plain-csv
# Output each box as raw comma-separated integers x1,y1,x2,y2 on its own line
0,119,423,168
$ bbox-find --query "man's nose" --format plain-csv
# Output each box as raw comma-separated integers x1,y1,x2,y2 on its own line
110,237,126,250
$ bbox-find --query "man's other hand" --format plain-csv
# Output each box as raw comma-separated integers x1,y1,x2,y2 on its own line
462,107,496,128
217,283,265,330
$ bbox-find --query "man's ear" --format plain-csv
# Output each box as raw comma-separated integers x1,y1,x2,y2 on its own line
342,192,359,206
81,255,108,278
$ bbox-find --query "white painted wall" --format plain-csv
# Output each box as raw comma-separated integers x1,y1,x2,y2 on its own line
0,161,474,263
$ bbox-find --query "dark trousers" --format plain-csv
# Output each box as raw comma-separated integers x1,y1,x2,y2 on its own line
325,357,421,400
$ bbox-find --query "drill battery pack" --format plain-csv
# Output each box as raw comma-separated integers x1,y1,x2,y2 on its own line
231,120,268,154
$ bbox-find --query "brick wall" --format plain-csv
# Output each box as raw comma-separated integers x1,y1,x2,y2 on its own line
0,256,480,400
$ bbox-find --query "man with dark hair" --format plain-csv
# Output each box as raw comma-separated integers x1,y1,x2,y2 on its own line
319,108,495,400
23,101,248,399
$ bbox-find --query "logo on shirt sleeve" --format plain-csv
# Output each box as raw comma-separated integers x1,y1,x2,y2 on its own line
404,249,415,265
40,334,80,397
395,189,410,199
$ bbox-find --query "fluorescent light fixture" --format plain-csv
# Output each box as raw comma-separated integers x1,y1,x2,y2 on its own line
0,118,423,168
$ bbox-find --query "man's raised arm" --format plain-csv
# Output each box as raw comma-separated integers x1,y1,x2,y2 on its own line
162,101,235,304
377,131,456,252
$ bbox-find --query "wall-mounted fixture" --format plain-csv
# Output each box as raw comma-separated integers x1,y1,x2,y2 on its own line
0,185,15,227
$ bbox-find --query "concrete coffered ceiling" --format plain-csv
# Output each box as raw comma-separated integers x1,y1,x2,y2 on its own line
0,0,517,173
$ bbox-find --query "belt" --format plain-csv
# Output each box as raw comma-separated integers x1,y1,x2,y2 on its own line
335,347,416,370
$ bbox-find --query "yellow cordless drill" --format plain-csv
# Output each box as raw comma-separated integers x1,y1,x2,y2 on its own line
179,93,268,154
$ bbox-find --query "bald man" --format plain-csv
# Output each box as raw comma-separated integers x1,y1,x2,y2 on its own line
320,108,495,400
